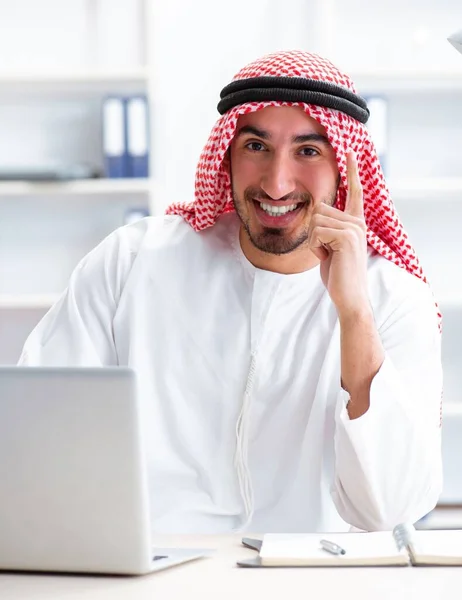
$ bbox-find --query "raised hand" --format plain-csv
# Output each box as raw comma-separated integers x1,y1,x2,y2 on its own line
308,150,369,316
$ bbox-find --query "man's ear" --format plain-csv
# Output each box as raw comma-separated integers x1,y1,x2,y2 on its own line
222,148,231,174
222,148,231,169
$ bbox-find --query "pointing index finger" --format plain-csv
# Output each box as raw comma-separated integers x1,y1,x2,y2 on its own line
345,150,364,219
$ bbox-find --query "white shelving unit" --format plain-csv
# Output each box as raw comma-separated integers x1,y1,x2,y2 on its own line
389,177,462,199
0,68,149,93
352,70,462,94
444,403,462,417
0,294,61,309
0,0,154,364
0,178,151,197
0,68,149,83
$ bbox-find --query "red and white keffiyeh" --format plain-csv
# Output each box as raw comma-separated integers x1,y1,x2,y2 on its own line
166,49,441,328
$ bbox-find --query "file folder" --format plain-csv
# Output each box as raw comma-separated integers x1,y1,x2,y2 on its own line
102,96,128,178
126,95,149,178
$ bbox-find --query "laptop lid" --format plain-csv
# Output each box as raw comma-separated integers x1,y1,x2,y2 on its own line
0,366,155,574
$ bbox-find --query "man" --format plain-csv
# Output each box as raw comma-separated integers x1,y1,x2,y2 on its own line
19,50,443,534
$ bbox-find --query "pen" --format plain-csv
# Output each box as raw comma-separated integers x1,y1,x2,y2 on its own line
320,539,346,555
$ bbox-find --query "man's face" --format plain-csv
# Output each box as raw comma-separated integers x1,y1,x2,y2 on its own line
229,106,339,256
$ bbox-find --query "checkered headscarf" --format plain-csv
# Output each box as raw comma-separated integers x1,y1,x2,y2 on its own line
166,49,441,329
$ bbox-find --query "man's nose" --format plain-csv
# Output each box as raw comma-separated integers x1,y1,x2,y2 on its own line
260,154,296,200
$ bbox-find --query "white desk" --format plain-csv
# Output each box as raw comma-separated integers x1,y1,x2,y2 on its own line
1,534,462,600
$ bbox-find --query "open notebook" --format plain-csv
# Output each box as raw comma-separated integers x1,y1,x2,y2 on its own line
237,524,462,567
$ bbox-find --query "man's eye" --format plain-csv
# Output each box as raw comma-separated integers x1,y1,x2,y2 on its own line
245,141,266,152
299,147,319,157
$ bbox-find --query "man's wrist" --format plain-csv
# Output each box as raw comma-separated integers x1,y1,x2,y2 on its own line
337,298,374,326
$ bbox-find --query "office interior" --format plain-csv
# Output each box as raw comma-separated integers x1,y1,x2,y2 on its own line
0,0,461,529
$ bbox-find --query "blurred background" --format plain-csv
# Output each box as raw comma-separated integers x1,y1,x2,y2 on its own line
0,0,461,527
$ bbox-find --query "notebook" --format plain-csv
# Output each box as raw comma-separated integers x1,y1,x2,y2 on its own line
237,524,462,567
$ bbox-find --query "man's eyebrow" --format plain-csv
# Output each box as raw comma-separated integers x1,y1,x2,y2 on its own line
235,126,330,146
292,133,330,145
235,125,270,139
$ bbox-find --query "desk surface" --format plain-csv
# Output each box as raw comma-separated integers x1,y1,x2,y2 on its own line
1,534,462,600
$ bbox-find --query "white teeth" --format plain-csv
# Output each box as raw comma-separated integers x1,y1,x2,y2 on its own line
259,202,298,216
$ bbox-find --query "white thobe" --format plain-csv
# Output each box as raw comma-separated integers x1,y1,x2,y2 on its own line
18,212,443,534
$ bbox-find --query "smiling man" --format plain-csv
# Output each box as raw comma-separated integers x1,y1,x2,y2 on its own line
19,50,443,534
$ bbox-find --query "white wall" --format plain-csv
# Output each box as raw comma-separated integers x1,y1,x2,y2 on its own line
0,0,143,71
0,0,89,70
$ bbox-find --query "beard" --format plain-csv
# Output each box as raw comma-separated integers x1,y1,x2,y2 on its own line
232,185,337,255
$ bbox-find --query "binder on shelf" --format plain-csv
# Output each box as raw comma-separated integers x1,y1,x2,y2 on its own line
364,95,388,176
126,95,150,178
102,96,128,178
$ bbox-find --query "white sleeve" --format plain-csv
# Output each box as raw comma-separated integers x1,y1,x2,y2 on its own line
18,224,140,367
331,276,443,531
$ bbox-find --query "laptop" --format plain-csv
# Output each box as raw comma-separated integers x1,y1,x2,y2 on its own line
0,366,210,575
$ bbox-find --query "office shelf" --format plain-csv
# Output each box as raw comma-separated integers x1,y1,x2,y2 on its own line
0,294,60,309
388,177,462,199
443,402,462,417
0,178,151,197
437,295,462,308
353,70,462,94
0,68,149,95
416,505,462,530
